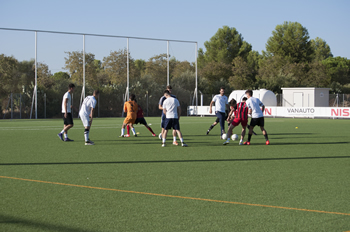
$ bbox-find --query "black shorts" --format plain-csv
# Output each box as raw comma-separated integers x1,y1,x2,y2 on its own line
62,113,73,125
164,118,180,130
250,117,264,127
134,117,147,126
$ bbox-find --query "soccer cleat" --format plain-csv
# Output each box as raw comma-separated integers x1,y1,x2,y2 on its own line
162,143,165,147
57,133,64,141
206,130,210,135
134,134,137,137
266,140,270,145
243,141,250,145
64,138,74,142
182,143,188,147
239,141,243,145
223,140,229,145
152,133,156,137
173,141,179,146
85,140,94,145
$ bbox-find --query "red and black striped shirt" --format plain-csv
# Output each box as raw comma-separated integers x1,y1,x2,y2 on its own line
234,102,248,120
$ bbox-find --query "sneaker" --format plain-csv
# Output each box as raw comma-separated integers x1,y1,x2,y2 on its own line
223,140,229,145
182,143,188,147
239,141,243,145
243,141,250,145
152,133,156,137
64,138,74,142
57,133,64,141
162,143,165,147
173,141,179,146
266,140,270,145
85,140,94,145
134,134,137,137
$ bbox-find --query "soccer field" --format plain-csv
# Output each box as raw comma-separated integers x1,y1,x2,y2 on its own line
0,117,349,231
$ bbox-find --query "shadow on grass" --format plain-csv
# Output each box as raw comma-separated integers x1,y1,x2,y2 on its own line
1,155,350,166
0,214,93,232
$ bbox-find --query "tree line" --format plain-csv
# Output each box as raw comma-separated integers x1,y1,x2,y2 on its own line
1,21,350,118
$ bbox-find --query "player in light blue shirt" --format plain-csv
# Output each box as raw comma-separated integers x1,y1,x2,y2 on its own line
209,87,229,138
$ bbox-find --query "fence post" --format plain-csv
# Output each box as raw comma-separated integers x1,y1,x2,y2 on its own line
20,93,22,119
44,93,46,119
11,93,13,120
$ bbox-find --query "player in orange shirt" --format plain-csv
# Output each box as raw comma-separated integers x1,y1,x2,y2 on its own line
120,94,138,137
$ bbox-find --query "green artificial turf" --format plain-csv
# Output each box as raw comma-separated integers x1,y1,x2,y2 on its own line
0,117,349,231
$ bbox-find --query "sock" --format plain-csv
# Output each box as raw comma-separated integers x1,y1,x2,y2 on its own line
240,139,243,143
64,133,68,139
147,127,155,134
131,128,136,135
162,138,166,143
264,133,269,141
121,128,125,136
84,129,89,142
180,138,184,143
127,125,130,135
173,136,177,142
208,124,214,131
60,129,65,134
248,134,252,142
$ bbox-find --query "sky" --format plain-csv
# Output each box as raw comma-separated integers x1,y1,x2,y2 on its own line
0,0,349,73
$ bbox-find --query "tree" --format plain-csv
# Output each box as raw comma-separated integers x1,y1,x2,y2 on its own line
37,62,53,89
310,37,333,61
199,61,232,93
52,71,70,80
265,21,314,63
144,53,168,84
229,57,255,90
306,61,330,87
322,56,350,87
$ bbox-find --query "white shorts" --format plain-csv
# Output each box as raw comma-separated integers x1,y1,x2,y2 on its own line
80,114,90,127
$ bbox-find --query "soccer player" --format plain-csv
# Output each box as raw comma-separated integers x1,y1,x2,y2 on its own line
162,90,187,147
57,83,75,142
79,90,99,145
244,90,269,145
209,87,229,139
125,100,156,137
120,94,138,137
159,85,178,145
223,97,254,145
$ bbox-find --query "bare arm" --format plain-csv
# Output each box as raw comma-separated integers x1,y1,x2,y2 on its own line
261,105,265,114
159,104,163,110
64,98,68,118
209,101,214,114
163,108,166,116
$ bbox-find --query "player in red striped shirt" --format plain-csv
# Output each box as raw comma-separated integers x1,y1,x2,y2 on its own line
126,102,156,137
223,97,255,145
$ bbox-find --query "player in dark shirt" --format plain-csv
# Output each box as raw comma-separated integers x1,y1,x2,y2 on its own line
126,102,156,137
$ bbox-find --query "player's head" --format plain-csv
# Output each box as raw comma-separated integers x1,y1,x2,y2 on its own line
68,83,75,92
130,94,136,101
220,87,225,95
166,85,172,93
164,90,170,98
93,90,100,98
245,90,253,97
229,98,236,106
242,97,247,102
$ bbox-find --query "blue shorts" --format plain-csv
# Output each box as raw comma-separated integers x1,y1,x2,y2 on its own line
161,113,166,128
163,118,180,130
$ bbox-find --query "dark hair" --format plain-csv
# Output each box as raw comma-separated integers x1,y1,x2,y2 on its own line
166,85,172,90
229,98,237,106
69,83,75,89
220,87,225,91
130,94,136,101
242,97,247,101
164,90,170,95
93,90,100,95
245,90,253,96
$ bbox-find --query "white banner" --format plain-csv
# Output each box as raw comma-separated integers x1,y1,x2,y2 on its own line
188,106,350,119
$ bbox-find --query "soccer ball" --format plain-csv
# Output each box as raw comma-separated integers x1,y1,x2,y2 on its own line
231,134,238,141
159,133,162,140
221,133,227,140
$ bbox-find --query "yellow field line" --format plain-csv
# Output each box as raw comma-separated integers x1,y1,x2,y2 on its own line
1,175,349,216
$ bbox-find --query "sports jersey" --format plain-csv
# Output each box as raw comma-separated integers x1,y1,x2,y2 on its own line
61,91,72,113
234,102,249,120
124,100,138,119
212,94,228,113
246,97,264,118
137,105,144,118
79,96,97,117
163,98,180,119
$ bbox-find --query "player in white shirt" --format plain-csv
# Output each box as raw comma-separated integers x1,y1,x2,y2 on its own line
79,90,99,145
209,87,229,138
244,90,269,145
57,83,75,142
162,90,187,147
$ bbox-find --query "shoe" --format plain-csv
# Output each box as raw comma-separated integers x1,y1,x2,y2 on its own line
223,140,229,145
182,143,188,147
64,138,74,142
162,143,165,147
239,141,243,145
266,140,270,145
253,131,257,135
57,133,64,141
243,141,250,145
85,140,94,145
206,130,210,135
134,134,137,137
173,141,179,146
152,133,156,137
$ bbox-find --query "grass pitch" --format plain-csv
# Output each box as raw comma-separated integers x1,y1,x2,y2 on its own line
0,117,349,231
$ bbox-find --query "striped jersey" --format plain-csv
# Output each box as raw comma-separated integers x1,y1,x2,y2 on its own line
234,102,248,120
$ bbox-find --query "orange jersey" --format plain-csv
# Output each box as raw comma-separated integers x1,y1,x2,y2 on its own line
124,100,138,119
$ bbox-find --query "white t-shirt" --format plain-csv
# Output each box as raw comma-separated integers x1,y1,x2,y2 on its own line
79,96,97,118
163,97,180,119
246,97,264,118
61,91,72,113
212,94,228,113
